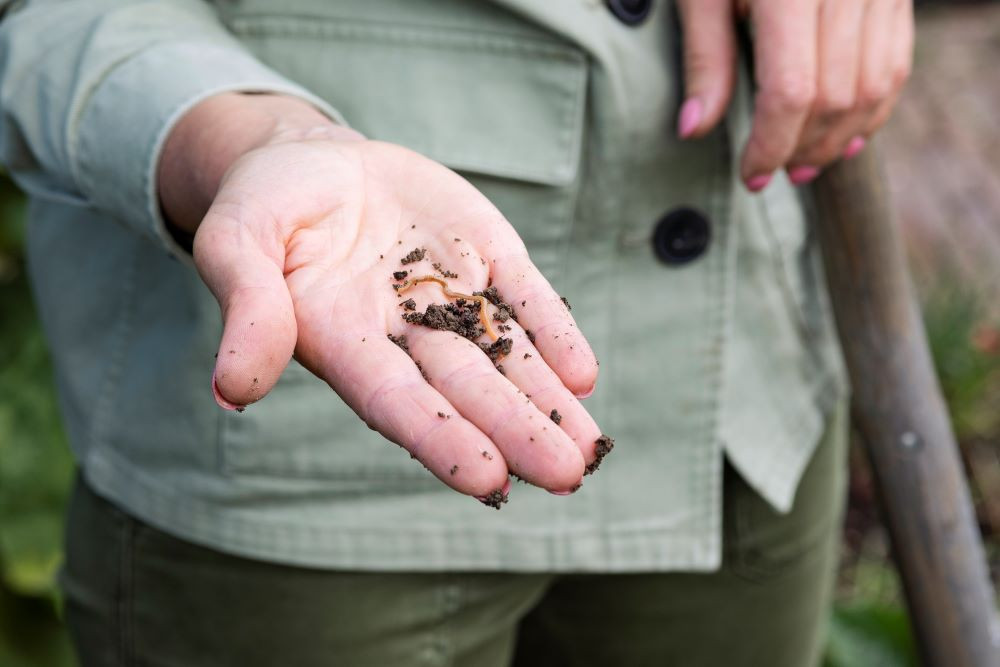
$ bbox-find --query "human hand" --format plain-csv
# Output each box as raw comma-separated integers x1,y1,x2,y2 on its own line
159,94,604,503
675,0,913,191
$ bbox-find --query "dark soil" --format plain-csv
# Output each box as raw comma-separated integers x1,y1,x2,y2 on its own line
475,286,517,323
478,336,512,362
387,333,409,353
549,409,562,425
432,262,458,279
400,247,427,265
403,300,485,340
585,435,615,475
478,488,508,510
393,270,408,280
560,296,572,311
401,298,417,311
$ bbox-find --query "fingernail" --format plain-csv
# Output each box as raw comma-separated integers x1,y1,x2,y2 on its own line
475,478,511,509
549,482,582,496
575,385,596,400
788,166,820,185
212,371,246,412
677,98,703,139
745,173,773,192
843,136,866,159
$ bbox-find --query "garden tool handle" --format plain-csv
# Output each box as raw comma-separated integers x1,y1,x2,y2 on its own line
810,145,999,666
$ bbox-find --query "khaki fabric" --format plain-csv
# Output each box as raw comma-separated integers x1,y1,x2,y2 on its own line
0,0,846,571
62,398,848,667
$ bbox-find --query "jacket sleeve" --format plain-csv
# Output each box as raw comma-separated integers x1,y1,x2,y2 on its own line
0,0,343,257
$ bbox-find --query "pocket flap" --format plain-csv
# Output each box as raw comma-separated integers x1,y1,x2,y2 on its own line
230,16,588,186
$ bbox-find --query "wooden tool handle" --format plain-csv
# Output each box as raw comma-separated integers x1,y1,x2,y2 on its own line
810,146,999,666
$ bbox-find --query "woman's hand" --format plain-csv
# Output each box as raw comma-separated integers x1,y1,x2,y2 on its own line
158,94,602,502
675,0,914,191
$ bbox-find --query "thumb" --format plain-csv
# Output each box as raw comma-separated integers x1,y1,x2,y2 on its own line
193,211,297,411
676,0,739,139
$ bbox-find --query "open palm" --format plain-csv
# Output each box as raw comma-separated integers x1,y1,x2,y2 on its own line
195,137,604,501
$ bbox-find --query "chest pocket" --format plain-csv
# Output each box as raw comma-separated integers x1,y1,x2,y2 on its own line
216,10,588,484
227,11,587,279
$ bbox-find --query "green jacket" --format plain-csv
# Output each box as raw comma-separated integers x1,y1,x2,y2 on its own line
0,0,845,571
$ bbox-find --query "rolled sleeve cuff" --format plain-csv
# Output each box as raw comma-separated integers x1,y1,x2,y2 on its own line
72,42,344,260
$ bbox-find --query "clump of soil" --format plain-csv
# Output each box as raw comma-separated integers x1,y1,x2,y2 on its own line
560,296,572,311
403,300,485,340
478,336,512,362
401,298,417,311
475,286,517,323
549,409,562,425
478,488,508,510
585,435,615,475
401,247,427,264
432,262,458,279
387,333,409,352
393,270,409,280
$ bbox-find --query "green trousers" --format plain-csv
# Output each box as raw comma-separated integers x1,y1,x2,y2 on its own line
61,405,847,667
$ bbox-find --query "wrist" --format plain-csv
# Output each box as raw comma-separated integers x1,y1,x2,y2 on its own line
158,92,357,234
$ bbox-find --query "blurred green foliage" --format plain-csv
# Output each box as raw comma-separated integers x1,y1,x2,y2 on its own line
0,173,76,666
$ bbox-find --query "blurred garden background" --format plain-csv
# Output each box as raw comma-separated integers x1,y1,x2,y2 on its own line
2,3,1000,666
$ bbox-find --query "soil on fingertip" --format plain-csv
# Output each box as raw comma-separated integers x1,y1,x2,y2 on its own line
549,409,562,425
585,435,615,475
479,488,508,510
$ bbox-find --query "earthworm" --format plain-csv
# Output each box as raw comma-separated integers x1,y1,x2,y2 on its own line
396,275,499,341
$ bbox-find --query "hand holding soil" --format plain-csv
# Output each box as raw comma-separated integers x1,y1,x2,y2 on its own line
192,132,606,501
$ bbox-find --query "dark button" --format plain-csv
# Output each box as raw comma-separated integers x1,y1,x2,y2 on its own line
653,208,711,265
606,0,652,25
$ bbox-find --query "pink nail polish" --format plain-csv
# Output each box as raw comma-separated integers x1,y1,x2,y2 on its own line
212,371,246,412
788,166,820,185
843,136,866,159
677,98,703,139
745,173,773,192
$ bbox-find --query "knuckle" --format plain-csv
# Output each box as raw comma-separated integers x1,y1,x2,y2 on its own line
813,89,856,116
765,75,816,113
857,80,892,109
891,63,912,90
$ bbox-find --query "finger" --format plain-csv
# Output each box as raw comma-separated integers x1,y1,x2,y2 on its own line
492,323,606,472
787,0,866,173
490,253,598,397
741,0,820,190
306,331,511,498
862,0,913,136
405,327,587,493
194,211,297,410
675,0,739,139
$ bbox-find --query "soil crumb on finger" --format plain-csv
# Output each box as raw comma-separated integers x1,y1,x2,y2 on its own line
585,435,615,475
549,409,562,425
